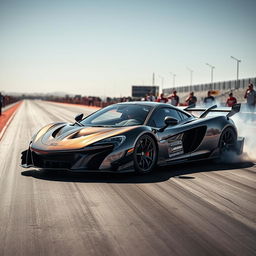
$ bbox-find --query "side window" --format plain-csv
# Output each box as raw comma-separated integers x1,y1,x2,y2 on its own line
177,111,190,120
148,108,181,128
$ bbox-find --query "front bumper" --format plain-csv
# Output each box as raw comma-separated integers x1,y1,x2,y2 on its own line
21,146,134,172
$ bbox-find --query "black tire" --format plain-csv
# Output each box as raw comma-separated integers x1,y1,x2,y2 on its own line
219,127,237,155
133,134,157,174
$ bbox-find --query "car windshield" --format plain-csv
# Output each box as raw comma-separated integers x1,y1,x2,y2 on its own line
80,104,152,127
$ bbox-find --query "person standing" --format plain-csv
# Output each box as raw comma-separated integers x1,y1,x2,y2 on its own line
244,83,256,112
148,92,156,102
168,90,179,106
185,92,197,107
226,92,237,107
203,91,215,106
142,93,153,101
0,93,3,116
156,93,168,103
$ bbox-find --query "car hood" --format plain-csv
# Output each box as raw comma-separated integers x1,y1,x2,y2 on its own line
31,123,138,152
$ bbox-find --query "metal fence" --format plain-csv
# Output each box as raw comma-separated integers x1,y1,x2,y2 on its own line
163,77,256,95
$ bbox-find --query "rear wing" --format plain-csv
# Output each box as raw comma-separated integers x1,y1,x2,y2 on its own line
182,104,241,118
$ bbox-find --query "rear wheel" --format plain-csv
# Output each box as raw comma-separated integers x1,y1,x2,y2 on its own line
219,127,237,155
133,134,157,174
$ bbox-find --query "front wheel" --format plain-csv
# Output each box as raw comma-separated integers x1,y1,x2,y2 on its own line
133,134,157,174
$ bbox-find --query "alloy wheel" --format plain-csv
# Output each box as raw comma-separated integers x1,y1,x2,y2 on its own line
134,134,157,173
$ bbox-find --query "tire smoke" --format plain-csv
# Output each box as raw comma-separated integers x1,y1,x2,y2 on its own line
198,101,256,163
232,104,256,162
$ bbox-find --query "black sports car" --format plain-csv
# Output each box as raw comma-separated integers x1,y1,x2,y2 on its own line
21,102,244,173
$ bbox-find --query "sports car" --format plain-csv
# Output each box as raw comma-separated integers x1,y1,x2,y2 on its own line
21,102,244,173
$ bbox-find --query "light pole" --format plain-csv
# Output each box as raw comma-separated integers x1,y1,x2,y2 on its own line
187,67,193,86
170,72,176,87
158,75,164,93
230,56,241,81
187,67,193,92
205,63,215,83
231,56,241,89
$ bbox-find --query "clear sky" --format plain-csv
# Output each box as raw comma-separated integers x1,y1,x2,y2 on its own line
0,0,255,97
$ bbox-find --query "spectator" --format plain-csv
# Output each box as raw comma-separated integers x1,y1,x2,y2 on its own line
168,90,179,106
244,83,256,112
156,93,168,103
203,91,215,106
185,92,197,107
0,93,3,116
142,93,149,101
146,92,155,102
226,92,237,107
88,96,93,106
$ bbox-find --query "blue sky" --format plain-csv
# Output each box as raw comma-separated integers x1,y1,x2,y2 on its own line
0,0,255,97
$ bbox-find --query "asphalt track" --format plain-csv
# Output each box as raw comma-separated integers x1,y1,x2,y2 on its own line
0,100,255,256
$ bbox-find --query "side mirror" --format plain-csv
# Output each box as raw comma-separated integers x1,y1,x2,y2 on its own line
159,116,178,132
75,113,84,122
164,116,178,126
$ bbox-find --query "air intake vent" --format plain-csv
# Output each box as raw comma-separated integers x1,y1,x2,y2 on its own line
52,127,64,138
183,126,207,153
69,132,80,139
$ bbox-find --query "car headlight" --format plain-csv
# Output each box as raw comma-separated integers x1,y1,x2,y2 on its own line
93,135,126,149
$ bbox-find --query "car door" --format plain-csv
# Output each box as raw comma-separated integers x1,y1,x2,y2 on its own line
147,106,191,162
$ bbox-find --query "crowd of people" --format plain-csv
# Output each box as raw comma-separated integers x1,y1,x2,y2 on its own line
144,90,204,107
0,93,21,116
142,83,256,113
47,95,133,108
1,83,255,117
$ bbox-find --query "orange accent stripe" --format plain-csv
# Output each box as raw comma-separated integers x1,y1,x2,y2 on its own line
31,148,49,154
0,101,23,140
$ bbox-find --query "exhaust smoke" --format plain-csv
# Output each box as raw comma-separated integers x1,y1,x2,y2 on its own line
232,104,256,162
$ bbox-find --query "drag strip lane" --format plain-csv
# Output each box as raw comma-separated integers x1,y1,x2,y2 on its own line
0,100,255,256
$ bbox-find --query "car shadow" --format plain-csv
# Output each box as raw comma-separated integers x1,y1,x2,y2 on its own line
20,160,254,184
